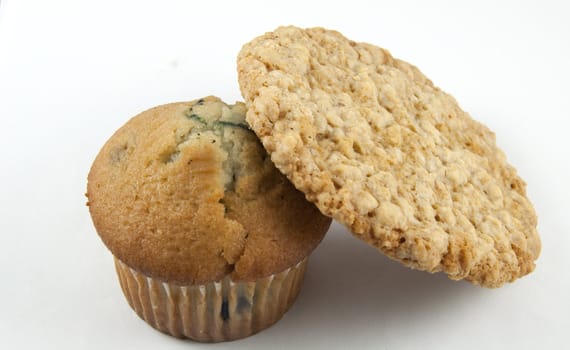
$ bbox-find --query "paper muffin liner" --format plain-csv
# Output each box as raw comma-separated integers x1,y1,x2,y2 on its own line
114,257,308,342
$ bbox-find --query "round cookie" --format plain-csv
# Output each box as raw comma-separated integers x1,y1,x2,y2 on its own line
237,26,540,288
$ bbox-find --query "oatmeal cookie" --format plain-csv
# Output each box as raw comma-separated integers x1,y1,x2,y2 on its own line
237,26,540,287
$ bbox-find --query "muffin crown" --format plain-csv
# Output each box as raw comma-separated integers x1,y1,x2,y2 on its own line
87,96,330,284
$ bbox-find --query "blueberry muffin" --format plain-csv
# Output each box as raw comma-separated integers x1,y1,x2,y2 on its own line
86,96,331,341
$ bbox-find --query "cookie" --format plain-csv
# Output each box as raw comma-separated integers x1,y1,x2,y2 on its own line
237,26,540,287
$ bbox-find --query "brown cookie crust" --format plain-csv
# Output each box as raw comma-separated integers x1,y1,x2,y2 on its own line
87,96,331,284
237,26,540,287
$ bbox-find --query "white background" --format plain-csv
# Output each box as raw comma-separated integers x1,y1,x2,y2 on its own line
1,0,568,349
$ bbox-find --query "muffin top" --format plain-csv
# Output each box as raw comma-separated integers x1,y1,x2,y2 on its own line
87,96,331,284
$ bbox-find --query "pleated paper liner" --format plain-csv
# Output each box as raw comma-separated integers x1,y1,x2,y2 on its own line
114,257,308,342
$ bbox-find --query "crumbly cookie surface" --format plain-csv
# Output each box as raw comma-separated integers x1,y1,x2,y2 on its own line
87,96,330,284
237,26,540,287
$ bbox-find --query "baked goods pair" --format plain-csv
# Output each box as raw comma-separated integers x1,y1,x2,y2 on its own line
87,26,540,342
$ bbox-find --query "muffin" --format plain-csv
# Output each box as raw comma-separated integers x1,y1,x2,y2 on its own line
86,96,331,342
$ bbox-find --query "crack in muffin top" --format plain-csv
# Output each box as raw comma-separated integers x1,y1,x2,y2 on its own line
237,26,540,287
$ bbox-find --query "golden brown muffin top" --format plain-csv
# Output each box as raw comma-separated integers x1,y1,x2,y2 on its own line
87,96,330,284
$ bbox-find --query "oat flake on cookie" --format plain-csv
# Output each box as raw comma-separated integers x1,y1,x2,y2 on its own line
237,26,540,288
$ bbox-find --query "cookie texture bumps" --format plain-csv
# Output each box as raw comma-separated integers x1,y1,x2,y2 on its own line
87,96,330,284
237,26,540,287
